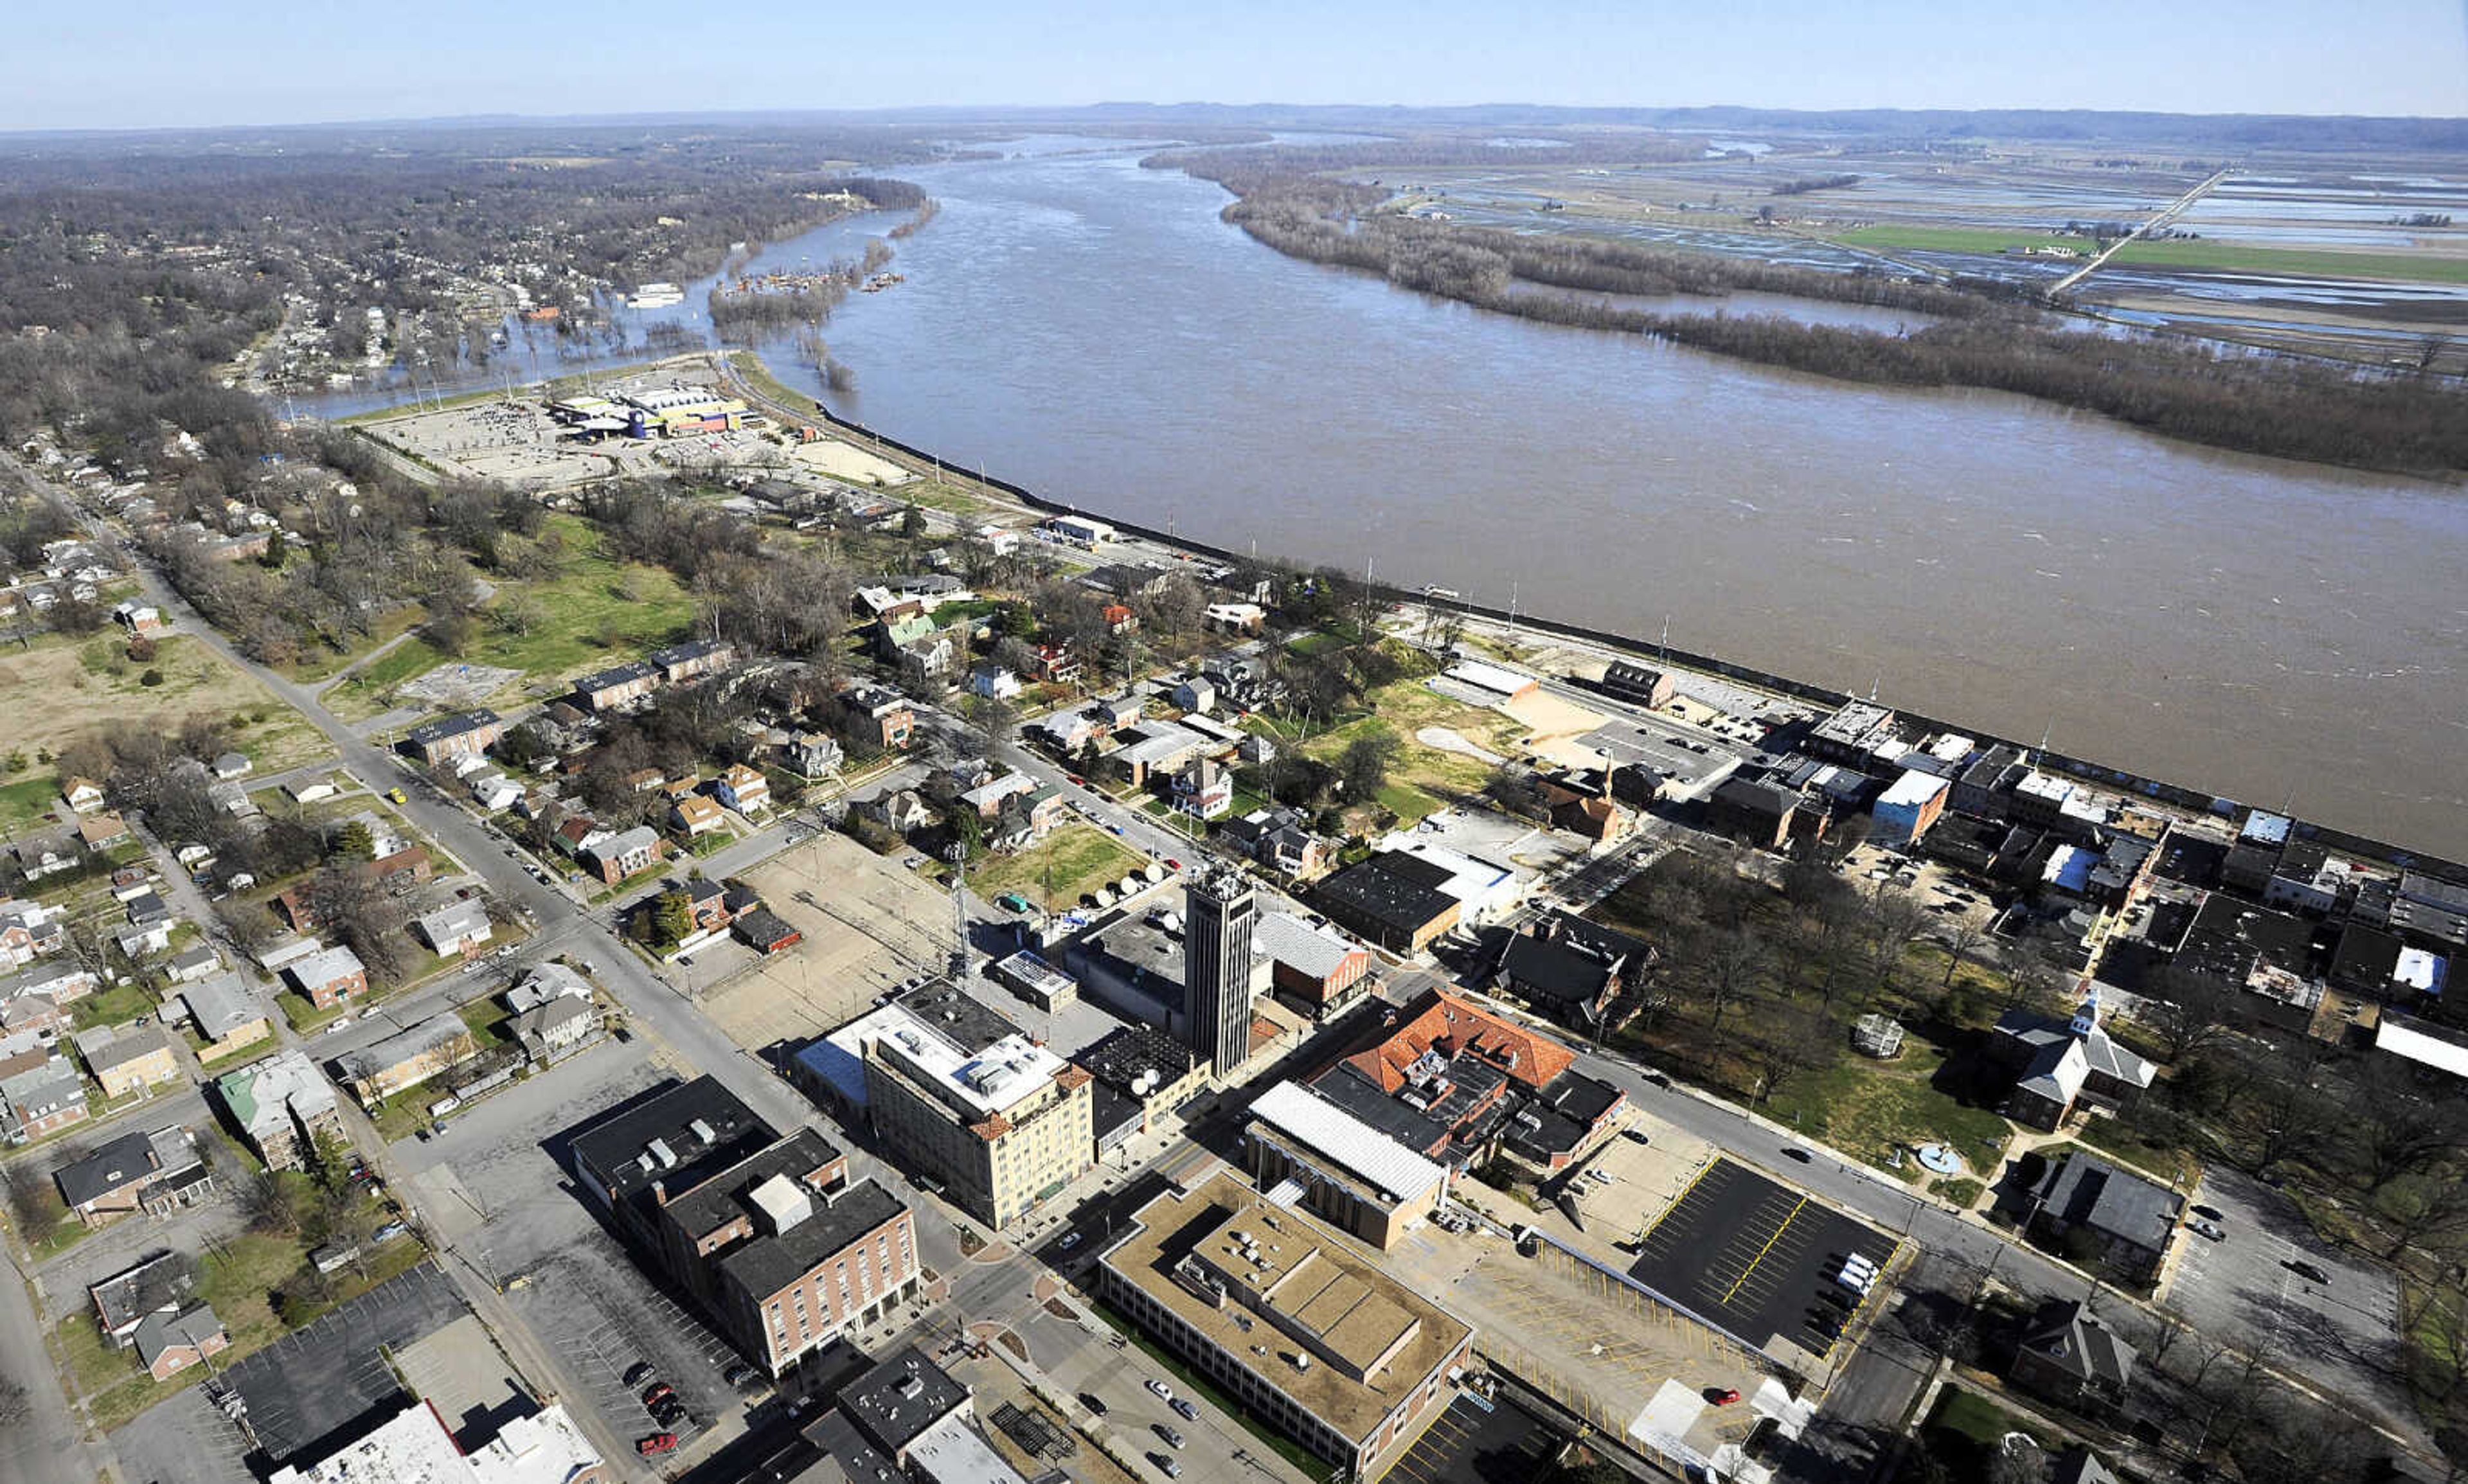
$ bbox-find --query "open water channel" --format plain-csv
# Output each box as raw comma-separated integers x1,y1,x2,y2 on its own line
327,138,2468,858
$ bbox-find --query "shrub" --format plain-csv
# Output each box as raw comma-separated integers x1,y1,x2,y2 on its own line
139,668,165,687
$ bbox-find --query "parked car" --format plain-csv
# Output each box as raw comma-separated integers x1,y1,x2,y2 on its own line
2287,1259,2331,1284
1706,1388,1742,1406
637,1433,677,1456
2190,1203,2225,1222
1163,859,1183,872
1170,1399,1197,1422
2188,1217,2226,1242
371,1220,408,1244
996,893,1033,913
1782,1147,1813,1164
722,1361,762,1391
1150,1456,1181,1479
1080,1393,1108,1417
641,1382,675,1408
652,1399,689,1428
1156,1426,1185,1450
1145,1380,1174,1401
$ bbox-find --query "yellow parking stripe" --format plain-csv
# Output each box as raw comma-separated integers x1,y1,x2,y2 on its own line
1720,1195,1808,1306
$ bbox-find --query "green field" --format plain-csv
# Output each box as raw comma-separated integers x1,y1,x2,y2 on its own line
326,513,697,719
1736,1031,2013,1178
967,823,1147,912
0,774,57,832
1836,224,2468,284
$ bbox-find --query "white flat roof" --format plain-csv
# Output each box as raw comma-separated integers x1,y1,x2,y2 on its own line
2016,771,2074,803
1442,659,1537,697
1249,1080,1447,1204
864,1002,1068,1118
1255,912,1362,979
1878,770,1948,809
2378,1012,2468,1079
2396,947,2445,996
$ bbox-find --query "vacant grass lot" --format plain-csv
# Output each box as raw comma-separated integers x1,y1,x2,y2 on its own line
1294,675,1527,828
326,513,697,719
0,634,328,776
1836,225,2468,283
968,823,1147,912
0,773,60,832
1759,1035,2014,1176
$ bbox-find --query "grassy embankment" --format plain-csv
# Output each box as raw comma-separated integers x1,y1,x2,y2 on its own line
967,823,1148,913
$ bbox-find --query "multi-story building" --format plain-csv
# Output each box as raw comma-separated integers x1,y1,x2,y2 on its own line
1098,1172,1474,1481
265,1399,605,1484
1185,868,1257,1078
215,1050,342,1170
1243,1080,1452,1250
403,709,503,766
572,659,661,712
650,637,737,683
568,1078,918,1376
855,984,1092,1229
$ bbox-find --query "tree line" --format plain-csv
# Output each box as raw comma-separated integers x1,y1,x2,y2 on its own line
1207,173,2468,472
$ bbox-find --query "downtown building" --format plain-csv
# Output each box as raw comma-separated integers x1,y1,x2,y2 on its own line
569,1077,920,1375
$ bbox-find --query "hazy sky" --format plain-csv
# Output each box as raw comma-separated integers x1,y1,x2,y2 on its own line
10,0,2465,132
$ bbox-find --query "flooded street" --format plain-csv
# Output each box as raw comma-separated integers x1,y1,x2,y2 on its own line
338,141,2468,856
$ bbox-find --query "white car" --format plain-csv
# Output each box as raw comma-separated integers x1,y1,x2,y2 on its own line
1145,1380,1173,1401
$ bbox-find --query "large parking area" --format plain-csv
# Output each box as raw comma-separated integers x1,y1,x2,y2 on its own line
704,834,959,1052
2163,1166,2415,1436
1628,1160,1895,1363
1381,1392,1562,1484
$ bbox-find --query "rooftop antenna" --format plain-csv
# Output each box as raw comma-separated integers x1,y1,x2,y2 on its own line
1868,672,1882,704
945,843,970,985
1659,615,1670,663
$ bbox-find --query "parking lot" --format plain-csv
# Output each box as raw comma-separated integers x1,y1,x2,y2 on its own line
708,834,959,1052
1551,1117,1719,1251
1379,1393,1560,1484
1628,1160,1895,1363
2164,1166,2416,1437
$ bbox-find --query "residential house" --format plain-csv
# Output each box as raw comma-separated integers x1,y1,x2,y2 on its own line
1172,675,1215,715
163,945,220,985
1598,661,1676,710
271,888,320,935
1201,602,1265,635
960,772,1037,819
469,773,524,812
366,844,433,890
1,1055,89,1142
89,1251,196,1350
782,732,844,778
1032,642,1082,686
404,708,505,765
414,900,494,957
12,832,80,882
842,684,917,750
2011,1298,2136,1410
1170,757,1233,821
967,664,1023,700
286,945,367,1009
2030,1151,2182,1285
282,777,336,805
0,898,66,967
132,1304,228,1381
671,796,727,839
177,973,272,1060
1021,785,1068,837
1101,603,1137,635
584,825,664,885
3,961,95,1006
80,1026,181,1099
1,994,65,1041
215,1050,342,1170
62,778,106,813
54,1126,213,1226
504,961,593,1015
899,636,957,692
713,763,772,814
211,752,252,780
334,1012,480,1102
861,789,933,836
511,995,598,1064
573,659,661,712
78,812,132,853
624,767,667,795
1221,808,1332,880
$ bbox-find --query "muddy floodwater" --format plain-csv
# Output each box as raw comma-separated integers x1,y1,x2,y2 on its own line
341,139,2468,857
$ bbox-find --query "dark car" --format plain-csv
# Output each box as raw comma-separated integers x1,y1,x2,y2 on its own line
641,1382,675,1409
624,1361,656,1386
2288,1259,2332,1284
722,1361,764,1391
1080,1393,1108,1417
2191,1204,2225,1222
1782,1147,1814,1164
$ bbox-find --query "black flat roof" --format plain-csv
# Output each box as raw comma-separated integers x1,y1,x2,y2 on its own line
839,1346,969,1455
405,708,499,744
569,1075,772,1205
717,1175,908,1303
893,981,1025,1057
1314,855,1458,934
1074,1024,1197,1096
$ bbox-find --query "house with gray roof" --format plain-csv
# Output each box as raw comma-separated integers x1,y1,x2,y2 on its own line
2011,1298,2137,1409
2030,1152,2181,1285
1989,987,2155,1132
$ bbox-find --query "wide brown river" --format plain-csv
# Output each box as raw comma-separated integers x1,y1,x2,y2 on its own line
708,141,2468,857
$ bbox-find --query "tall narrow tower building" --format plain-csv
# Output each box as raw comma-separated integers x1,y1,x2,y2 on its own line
1183,866,1257,1078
